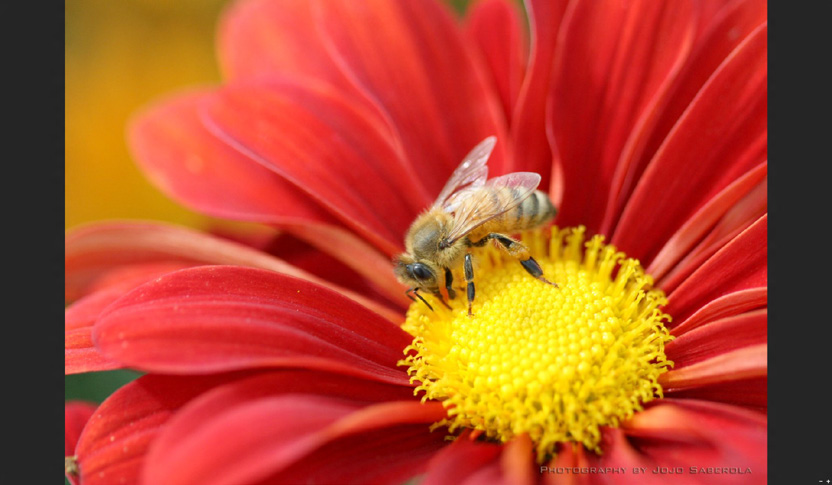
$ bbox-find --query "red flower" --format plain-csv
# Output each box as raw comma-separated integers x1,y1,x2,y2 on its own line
65,0,767,484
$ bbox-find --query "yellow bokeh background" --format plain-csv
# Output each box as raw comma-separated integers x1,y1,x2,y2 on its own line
65,0,227,229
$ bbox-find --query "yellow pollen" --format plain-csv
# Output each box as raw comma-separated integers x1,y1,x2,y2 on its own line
400,226,673,459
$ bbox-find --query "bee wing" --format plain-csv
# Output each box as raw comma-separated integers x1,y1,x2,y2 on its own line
444,172,542,244
432,136,496,208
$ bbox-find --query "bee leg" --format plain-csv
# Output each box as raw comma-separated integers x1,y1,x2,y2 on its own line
406,287,434,312
464,252,476,317
520,257,558,287
482,233,559,287
444,267,457,300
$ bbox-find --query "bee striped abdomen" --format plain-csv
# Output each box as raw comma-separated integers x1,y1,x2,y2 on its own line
514,190,556,230
471,188,557,239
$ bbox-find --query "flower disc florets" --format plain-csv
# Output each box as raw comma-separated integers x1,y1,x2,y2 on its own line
400,226,674,458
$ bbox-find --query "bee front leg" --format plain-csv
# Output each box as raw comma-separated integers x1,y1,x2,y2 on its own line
464,252,476,317
406,287,434,312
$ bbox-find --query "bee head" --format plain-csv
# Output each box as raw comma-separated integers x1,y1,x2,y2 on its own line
393,254,438,288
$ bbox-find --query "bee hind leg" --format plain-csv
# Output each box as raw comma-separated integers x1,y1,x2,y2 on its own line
520,257,558,287
478,233,558,288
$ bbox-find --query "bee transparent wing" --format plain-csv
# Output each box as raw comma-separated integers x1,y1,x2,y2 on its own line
444,172,541,244
432,136,496,209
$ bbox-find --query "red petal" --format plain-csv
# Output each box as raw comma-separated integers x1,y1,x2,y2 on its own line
66,401,97,485
312,0,510,185
621,399,766,483
612,24,767,262
666,309,766,366
544,442,595,485
464,0,528,125
658,176,767,293
128,90,336,226
142,371,420,485
562,400,765,484
664,215,766,323
647,162,766,281
66,326,123,375
605,0,767,234
143,377,445,485
511,0,569,182
550,0,697,234
93,267,412,384
200,81,427,254
501,435,537,485
423,433,536,485
281,222,411,310
671,287,766,335
66,222,406,321
660,344,766,390
66,401,97,456
422,437,503,485
268,402,448,485
75,373,246,485
218,0,348,86
663,376,766,411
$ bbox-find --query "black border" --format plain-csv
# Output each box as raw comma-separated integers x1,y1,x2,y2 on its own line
768,1,832,483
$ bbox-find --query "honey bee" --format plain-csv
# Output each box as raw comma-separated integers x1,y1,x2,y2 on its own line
394,136,558,316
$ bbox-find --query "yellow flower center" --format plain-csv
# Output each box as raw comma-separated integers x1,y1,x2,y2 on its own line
400,226,674,459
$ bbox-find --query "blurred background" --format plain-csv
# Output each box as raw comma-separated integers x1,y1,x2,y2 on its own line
65,0,226,414
65,0,225,231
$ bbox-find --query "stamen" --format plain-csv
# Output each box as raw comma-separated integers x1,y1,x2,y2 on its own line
400,227,673,459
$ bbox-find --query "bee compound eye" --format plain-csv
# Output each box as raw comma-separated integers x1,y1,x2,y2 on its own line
409,263,433,281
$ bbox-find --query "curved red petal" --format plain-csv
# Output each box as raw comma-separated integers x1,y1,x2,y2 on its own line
663,376,766,411
658,177,766,294
664,215,766,323
66,401,97,485
75,373,247,485
312,0,510,185
648,162,766,281
93,266,412,384
271,416,447,485
660,344,766,390
666,309,766,366
671,287,766,335
218,0,348,86
512,0,569,183
605,0,767,234
200,81,428,254
143,387,445,485
142,371,419,484
66,222,406,320
622,399,766,483
66,401,97,457
281,222,411,309
544,442,594,485
613,24,767,262
128,90,336,226
424,433,536,485
550,0,697,234
422,437,503,485
66,326,124,375
464,0,528,125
